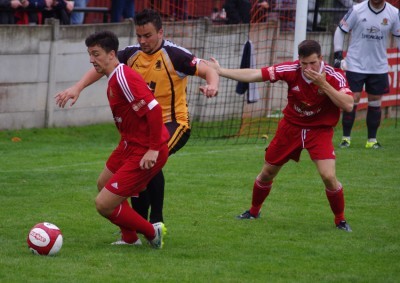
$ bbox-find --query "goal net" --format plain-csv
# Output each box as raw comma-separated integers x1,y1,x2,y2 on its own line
134,0,399,143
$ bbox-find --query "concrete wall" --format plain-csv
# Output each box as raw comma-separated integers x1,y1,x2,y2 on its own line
0,19,335,130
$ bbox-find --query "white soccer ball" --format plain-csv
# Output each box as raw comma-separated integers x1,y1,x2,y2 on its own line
27,222,63,256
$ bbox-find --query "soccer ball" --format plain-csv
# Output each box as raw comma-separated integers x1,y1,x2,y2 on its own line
27,222,63,256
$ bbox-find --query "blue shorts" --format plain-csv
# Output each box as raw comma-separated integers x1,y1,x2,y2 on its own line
345,71,389,95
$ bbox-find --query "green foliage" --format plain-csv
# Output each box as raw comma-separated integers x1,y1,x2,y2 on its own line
0,121,399,282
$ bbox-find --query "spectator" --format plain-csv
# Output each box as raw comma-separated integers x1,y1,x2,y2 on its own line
223,0,251,24
14,0,46,25
0,0,22,24
42,0,74,25
110,0,134,23
70,0,88,24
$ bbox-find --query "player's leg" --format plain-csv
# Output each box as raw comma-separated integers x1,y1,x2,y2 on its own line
97,166,114,192
131,190,150,220
364,73,388,149
309,127,351,231
365,96,382,148
313,159,350,231
339,71,365,148
147,170,165,223
95,189,154,244
238,119,297,220
101,144,169,246
131,122,190,223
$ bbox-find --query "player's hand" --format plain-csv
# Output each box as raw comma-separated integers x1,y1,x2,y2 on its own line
140,149,159,170
199,84,218,98
54,86,81,108
304,69,326,87
333,51,343,69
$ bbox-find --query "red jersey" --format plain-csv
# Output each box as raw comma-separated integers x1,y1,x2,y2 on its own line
107,64,169,148
261,61,352,127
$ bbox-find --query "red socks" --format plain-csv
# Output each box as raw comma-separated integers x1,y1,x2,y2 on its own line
325,185,345,225
108,200,155,243
249,179,272,216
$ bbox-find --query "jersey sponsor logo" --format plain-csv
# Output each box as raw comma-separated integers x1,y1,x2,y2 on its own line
362,26,383,40
132,99,147,111
293,103,321,117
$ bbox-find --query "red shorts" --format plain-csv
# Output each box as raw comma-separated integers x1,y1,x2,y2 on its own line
105,141,169,197
265,119,336,166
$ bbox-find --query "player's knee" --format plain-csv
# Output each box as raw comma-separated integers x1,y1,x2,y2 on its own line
320,173,336,188
259,166,277,181
96,178,104,192
95,196,110,217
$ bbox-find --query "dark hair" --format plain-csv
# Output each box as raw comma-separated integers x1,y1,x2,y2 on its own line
298,40,321,58
134,9,163,31
85,30,119,54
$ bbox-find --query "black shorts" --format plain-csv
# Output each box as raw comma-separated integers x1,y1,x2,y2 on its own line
345,71,389,95
165,121,191,155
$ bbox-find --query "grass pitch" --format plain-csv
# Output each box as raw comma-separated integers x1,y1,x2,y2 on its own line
0,120,399,282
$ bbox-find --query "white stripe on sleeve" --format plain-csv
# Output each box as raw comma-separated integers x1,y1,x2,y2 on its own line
116,65,135,103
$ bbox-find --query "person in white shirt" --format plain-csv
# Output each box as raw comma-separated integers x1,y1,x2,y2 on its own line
333,0,400,149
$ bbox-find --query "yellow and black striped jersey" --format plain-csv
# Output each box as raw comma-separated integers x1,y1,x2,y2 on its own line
118,40,200,128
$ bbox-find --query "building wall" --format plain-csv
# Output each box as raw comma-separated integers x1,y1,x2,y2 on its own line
2,20,387,131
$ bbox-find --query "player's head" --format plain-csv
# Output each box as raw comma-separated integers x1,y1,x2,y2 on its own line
298,40,321,58
85,30,119,76
135,9,163,31
298,40,322,73
134,9,163,54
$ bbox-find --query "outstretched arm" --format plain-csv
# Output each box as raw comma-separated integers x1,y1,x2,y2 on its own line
197,60,219,98
208,57,264,82
55,67,103,108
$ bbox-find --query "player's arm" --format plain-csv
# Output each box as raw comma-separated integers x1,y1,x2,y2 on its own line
197,60,219,98
333,27,346,69
304,69,353,112
208,57,263,82
55,67,103,108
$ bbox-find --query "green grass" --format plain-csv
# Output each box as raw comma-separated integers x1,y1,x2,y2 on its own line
0,120,399,282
